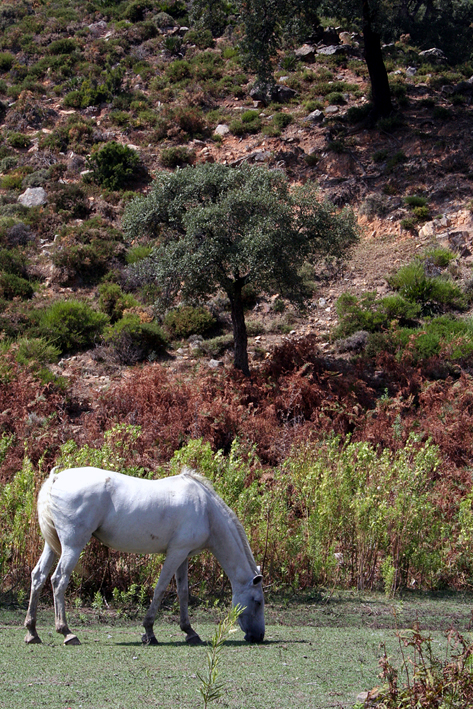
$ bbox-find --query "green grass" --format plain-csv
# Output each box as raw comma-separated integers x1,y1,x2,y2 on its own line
1,592,473,708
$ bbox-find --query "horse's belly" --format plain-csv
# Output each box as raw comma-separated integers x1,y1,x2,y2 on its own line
94,525,172,554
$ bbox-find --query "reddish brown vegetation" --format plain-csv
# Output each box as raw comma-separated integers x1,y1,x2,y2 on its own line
2,337,473,492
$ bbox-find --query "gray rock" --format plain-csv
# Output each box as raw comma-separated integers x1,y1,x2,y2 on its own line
406,66,417,76
324,105,339,114
419,48,447,63
306,109,324,123
18,187,47,207
253,150,271,162
294,44,316,62
208,359,223,368
317,44,349,56
270,84,297,103
214,124,230,137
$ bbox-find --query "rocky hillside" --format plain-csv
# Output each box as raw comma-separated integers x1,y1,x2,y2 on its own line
1,0,473,477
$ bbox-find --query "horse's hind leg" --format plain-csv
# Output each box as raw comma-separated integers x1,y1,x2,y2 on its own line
24,543,56,644
175,559,202,645
51,545,83,645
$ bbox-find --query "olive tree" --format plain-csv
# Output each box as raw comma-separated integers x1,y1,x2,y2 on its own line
123,163,358,375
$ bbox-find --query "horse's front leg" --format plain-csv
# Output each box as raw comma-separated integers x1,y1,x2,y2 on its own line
24,543,56,644
51,546,83,645
142,550,188,645
175,558,202,644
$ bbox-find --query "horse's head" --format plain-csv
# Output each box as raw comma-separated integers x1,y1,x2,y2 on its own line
233,573,265,642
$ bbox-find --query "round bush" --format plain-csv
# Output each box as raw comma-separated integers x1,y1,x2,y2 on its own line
86,142,141,190
39,300,109,354
164,305,216,339
0,272,33,300
104,314,167,364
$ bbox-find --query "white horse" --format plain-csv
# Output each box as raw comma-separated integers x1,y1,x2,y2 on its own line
24,466,265,646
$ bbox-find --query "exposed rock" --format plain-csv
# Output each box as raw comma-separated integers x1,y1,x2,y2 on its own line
214,123,230,137
419,48,447,63
18,187,47,207
294,44,316,62
271,84,297,103
305,109,324,124
208,359,223,368
317,44,350,56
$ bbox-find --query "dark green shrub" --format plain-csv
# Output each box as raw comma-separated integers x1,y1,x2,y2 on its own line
395,316,473,363
334,292,421,338
404,195,427,208
433,106,452,120
229,110,262,135
160,146,194,168
0,52,14,72
345,104,371,124
124,0,155,22
174,106,207,137
0,173,22,190
325,91,346,105
15,336,60,366
386,150,407,171
126,244,153,264
164,305,216,339
272,112,293,130
0,247,27,276
413,205,430,221
7,132,31,150
0,272,33,300
166,59,192,82
52,237,123,286
388,262,468,312
183,28,215,49
98,282,139,322
103,314,167,364
376,114,404,133
86,142,141,190
49,184,90,219
39,300,109,354
424,247,456,268
48,38,78,55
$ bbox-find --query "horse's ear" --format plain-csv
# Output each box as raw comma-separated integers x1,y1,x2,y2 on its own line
252,574,263,586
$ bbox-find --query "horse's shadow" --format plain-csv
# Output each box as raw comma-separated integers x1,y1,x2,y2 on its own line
115,638,308,647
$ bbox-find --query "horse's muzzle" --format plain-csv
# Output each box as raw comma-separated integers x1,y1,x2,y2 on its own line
244,631,265,643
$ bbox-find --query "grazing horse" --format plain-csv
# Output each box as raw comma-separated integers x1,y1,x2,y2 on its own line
24,466,265,646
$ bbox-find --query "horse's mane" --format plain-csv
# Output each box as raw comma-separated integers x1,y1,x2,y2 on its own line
180,467,257,572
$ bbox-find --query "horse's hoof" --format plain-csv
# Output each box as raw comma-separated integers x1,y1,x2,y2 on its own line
141,634,158,646
64,634,81,646
186,633,203,645
25,633,41,644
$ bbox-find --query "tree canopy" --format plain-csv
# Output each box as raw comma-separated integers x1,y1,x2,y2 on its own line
236,0,473,118
123,163,359,375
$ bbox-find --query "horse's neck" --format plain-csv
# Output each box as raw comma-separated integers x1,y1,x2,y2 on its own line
208,502,255,587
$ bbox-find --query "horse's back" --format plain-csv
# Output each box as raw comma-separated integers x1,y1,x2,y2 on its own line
48,468,212,555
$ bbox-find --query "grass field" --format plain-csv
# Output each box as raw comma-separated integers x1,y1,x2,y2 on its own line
1,591,472,709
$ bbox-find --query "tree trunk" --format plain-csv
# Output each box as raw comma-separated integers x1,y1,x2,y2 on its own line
229,285,250,377
362,0,393,119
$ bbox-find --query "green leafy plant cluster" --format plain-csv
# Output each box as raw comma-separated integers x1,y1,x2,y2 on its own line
0,246,33,300
334,292,420,339
38,299,109,354
86,142,142,190
164,305,216,339
103,313,167,364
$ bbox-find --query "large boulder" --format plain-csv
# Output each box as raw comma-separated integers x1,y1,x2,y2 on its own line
18,187,47,207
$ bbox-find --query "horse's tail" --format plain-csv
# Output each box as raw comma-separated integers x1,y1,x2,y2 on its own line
37,467,62,557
